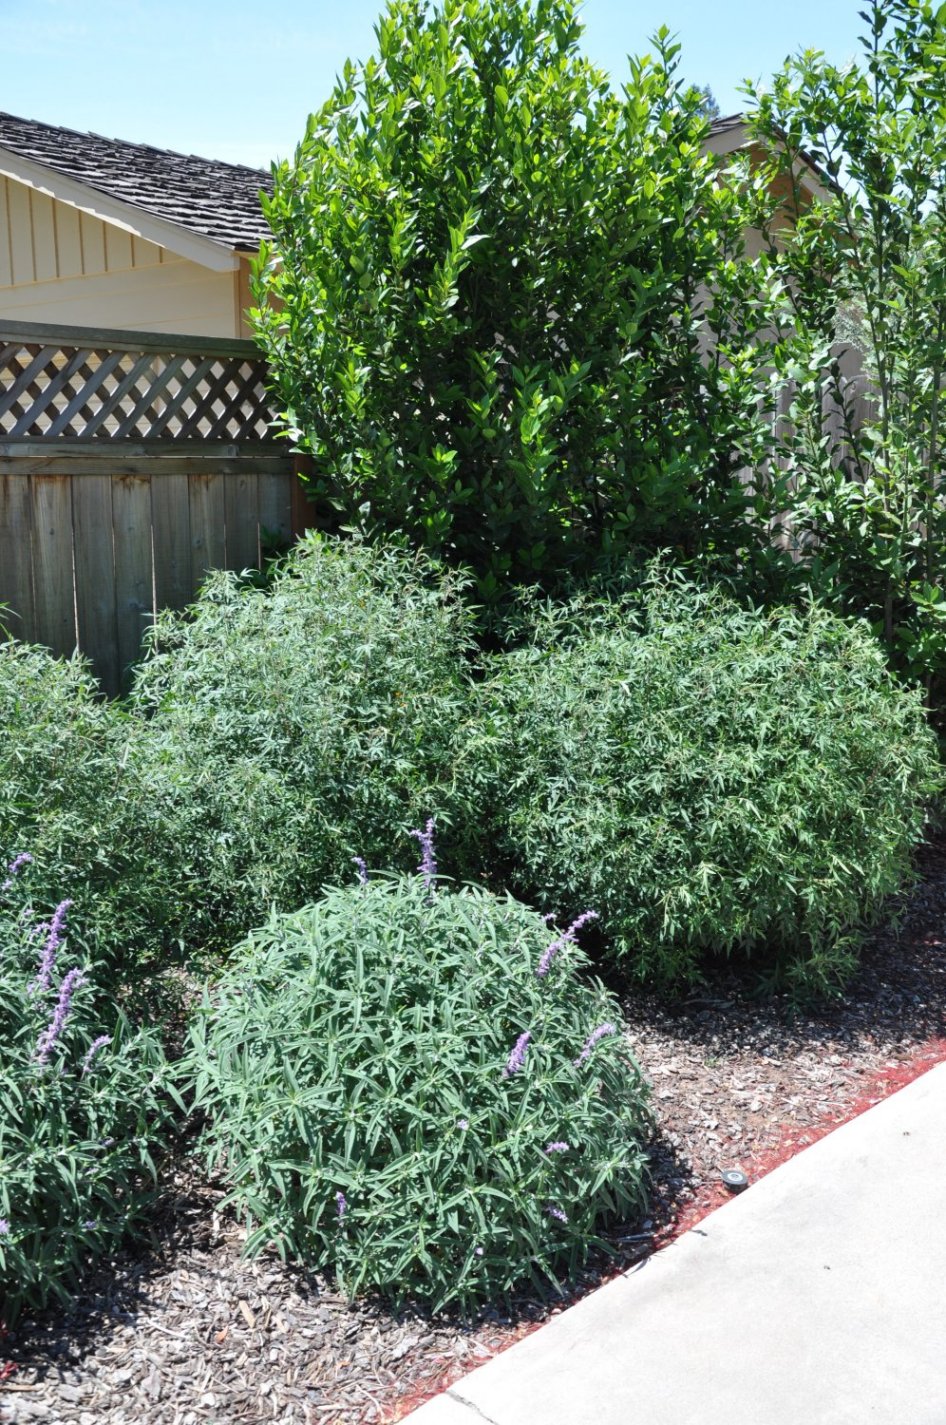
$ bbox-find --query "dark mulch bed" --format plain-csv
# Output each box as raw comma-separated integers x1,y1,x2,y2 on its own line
3,840,945,1425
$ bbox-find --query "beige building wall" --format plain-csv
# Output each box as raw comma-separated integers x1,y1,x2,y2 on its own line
0,176,254,338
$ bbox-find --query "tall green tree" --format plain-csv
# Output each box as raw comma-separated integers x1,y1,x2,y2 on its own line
748,0,946,695
252,0,777,598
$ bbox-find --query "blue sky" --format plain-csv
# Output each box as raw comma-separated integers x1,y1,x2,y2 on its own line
2,0,865,170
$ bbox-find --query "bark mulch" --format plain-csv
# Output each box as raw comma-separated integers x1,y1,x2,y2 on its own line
3,839,946,1425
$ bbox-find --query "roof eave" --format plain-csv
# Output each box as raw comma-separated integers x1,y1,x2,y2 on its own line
0,147,241,272
703,118,836,206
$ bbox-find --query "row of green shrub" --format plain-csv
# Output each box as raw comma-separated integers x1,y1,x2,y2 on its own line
0,540,472,966
1,534,940,1320
2,535,938,994
251,0,946,707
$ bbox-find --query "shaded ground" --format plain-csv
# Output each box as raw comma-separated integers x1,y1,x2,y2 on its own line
3,840,946,1425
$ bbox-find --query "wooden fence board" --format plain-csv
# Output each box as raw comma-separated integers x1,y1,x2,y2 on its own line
111,474,154,687
258,470,293,558
188,470,226,594
0,470,34,641
31,475,76,657
72,473,119,694
0,450,294,474
224,468,260,573
151,472,193,613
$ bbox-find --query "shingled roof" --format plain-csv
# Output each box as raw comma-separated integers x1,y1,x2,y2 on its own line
707,114,747,141
0,110,822,264
0,111,273,253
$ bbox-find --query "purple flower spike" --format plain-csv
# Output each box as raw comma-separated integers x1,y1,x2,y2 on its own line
409,818,437,894
0,1219,9,1236
457,1118,469,1131
2,852,32,892
35,966,85,1065
336,1191,348,1220
81,1035,112,1076
536,910,598,979
352,856,368,887
545,1141,570,1154
29,898,73,996
546,1204,568,1224
575,1022,617,1066
502,1030,531,1078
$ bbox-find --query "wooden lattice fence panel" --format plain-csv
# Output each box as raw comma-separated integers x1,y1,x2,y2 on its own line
0,321,303,694
0,323,274,443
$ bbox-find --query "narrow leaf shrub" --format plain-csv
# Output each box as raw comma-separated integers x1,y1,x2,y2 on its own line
128,535,477,955
0,862,178,1322
472,573,941,993
0,643,177,966
183,872,650,1310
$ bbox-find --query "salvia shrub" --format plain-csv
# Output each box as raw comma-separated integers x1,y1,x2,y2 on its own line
183,858,650,1309
0,642,176,966
0,858,178,1322
0,540,477,967
471,571,941,994
128,534,477,955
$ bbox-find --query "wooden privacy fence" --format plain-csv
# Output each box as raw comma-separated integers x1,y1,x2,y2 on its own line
0,319,308,694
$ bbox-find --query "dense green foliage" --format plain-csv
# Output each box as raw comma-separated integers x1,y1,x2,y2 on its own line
2,536,939,1001
5,0,946,1329
0,538,476,969
184,871,649,1309
469,573,941,993
0,643,174,965
253,0,776,599
0,866,177,1321
129,535,475,952
744,0,946,698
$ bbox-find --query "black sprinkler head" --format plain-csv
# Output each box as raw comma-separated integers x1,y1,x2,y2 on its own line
721,1168,749,1192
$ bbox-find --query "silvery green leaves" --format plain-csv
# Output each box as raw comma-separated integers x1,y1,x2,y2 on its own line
182,876,650,1312
0,537,478,978
127,535,477,958
0,873,177,1322
0,643,166,975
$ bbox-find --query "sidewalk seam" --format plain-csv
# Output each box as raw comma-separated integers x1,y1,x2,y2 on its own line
446,1387,502,1424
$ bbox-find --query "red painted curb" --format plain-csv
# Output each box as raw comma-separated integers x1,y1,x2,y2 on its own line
386,1036,946,1422
656,1036,946,1248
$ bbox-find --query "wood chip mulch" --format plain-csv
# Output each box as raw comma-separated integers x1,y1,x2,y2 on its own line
3,838,946,1425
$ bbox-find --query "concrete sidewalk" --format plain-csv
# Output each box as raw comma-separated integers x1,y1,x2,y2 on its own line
406,1063,946,1425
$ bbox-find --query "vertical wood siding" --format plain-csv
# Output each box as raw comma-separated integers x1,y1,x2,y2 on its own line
0,177,166,286
0,179,252,338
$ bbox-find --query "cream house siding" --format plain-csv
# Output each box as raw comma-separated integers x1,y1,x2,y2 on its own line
0,177,166,286
1,253,246,336
0,176,254,337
